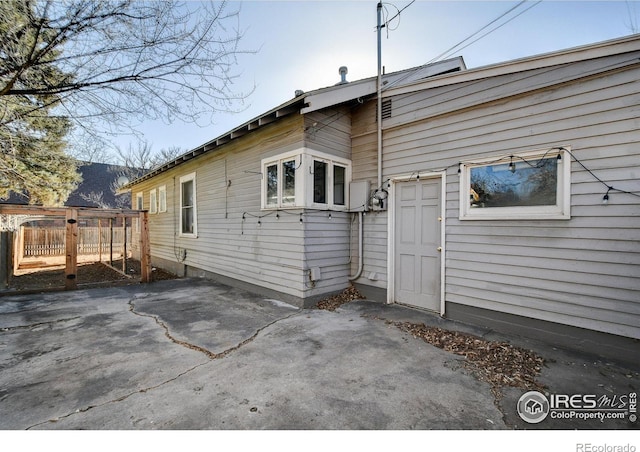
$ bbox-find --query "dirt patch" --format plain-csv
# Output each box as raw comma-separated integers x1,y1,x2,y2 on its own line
8,260,177,291
316,285,365,311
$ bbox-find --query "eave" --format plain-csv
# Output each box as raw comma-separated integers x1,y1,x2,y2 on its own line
121,96,307,189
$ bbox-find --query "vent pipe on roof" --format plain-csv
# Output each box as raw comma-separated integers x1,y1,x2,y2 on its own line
336,66,348,85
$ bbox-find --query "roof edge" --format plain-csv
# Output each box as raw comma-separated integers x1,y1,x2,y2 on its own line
385,33,640,97
123,96,306,189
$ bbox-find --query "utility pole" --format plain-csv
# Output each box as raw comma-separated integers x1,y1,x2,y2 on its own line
376,1,383,191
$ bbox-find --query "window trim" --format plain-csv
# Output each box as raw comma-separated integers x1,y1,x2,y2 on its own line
459,147,570,220
149,189,158,214
260,148,351,211
179,172,197,237
135,192,143,211
158,185,167,213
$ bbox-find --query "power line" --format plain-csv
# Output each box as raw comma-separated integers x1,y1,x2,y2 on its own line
380,0,416,32
426,0,529,65
383,0,541,91
431,0,542,64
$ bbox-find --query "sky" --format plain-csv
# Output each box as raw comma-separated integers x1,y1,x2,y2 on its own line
110,0,640,157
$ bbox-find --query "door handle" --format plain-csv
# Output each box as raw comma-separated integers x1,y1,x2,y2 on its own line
437,247,442,252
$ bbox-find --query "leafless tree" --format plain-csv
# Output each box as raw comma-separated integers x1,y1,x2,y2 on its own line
1,0,253,136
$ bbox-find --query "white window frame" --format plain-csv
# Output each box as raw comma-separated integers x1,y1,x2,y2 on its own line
262,150,303,209
260,148,351,211
149,189,158,214
135,192,143,210
459,147,570,220
158,185,167,213
180,172,197,237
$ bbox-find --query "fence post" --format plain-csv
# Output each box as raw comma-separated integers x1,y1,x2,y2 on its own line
122,217,126,274
65,208,78,290
98,219,102,262
109,218,114,266
140,211,151,283
16,225,24,269
1,231,10,289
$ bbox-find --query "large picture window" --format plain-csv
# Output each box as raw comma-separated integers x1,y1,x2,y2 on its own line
460,148,570,220
180,173,197,236
261,149,351,210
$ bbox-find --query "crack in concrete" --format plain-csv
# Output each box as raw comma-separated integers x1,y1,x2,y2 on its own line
0,316,81,332
25,361,210,430
24,296,300,429
127,295,300,360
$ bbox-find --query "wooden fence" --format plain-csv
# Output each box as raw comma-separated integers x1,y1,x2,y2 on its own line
22,226,131,257
0,205,150,291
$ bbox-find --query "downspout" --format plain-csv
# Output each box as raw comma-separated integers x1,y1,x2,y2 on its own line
348,211,364,281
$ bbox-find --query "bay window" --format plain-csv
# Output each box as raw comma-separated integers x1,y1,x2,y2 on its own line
261,149,351,210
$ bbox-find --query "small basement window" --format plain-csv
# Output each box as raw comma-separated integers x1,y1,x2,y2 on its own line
459,147,570,220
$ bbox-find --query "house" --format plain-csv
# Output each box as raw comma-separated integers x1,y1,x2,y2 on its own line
1,162,131,209
125,35,640,360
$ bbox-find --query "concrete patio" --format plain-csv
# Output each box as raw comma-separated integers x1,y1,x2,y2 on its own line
0,278,637,430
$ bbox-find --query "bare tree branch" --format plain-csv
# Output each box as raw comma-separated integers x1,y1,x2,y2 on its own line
1,0,254,133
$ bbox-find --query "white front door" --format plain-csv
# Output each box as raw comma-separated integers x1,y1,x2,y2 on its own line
394,178,442,312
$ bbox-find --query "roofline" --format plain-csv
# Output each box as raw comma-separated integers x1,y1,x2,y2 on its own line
384,33,640,97
123,57,467,189
122,95,307,189
301,57,466,114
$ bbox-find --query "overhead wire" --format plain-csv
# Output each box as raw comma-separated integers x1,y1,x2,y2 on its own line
425,0,530,65
380,0,416,36
383,0,541,92
430,0,543,64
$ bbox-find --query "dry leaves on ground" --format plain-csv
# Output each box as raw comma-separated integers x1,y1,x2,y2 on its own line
316,287,545,402
388,320,546,399
316,285,365,311
9,260,177,291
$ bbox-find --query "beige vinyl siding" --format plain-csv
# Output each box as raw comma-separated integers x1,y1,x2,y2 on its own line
304,107,352,160
351,99,378,182
303,211,351,297
385,51,640,130
131,115,312,298
131,110,355,300
379,59,640,338
301,106,354,295
349,99,389,289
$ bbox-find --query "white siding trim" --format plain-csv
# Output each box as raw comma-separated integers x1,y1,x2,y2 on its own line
158,185,167,213
459,147,571,220
179,172,197,238
149,189,157,214
387,171,447,315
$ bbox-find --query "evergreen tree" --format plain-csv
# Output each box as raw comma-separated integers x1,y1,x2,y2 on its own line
1,0,249,205
0,0,80,205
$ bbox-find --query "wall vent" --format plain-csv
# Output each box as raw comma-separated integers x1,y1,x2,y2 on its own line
381,99,392,119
